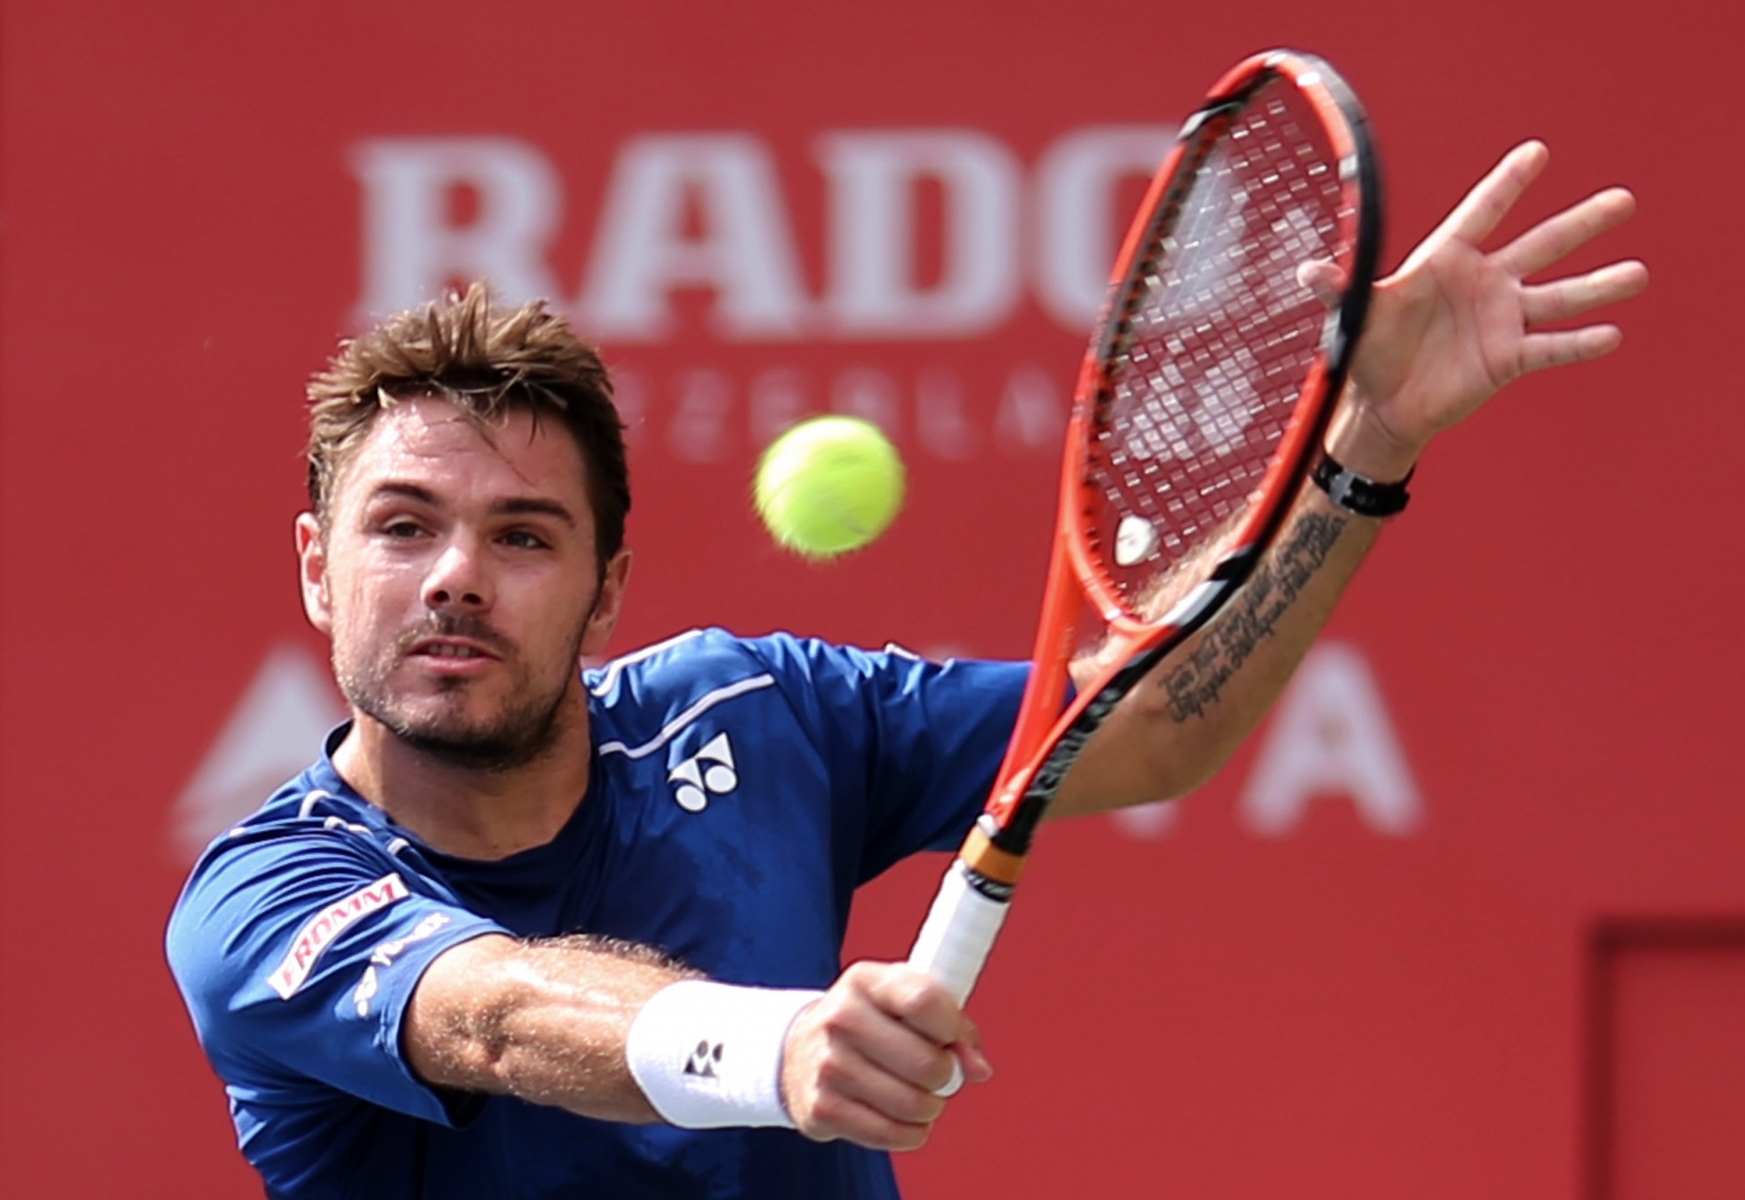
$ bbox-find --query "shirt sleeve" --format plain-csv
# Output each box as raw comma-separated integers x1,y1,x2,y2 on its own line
746,635,1030,883
166,824,508,1127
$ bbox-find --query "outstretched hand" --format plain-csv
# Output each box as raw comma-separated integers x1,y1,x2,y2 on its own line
1306,140,1649,479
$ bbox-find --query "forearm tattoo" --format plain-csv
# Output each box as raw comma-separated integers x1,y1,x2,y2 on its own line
1160,511,1349,721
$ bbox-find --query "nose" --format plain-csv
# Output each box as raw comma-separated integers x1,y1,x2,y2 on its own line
421,535,493,612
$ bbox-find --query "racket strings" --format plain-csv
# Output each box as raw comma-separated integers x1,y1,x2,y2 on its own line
1088,80,1353,614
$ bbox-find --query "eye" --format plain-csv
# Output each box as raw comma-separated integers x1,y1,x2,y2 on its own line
500,529,550,550
380,519,427,539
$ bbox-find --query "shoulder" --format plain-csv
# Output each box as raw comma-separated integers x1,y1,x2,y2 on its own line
585,628,941,745
586,627,1028,749
584,626,875,694
166,777,502,1066
166,779,421,990
590,627,950,697
176,770,402,890
586,627,770,698
582,627,840,739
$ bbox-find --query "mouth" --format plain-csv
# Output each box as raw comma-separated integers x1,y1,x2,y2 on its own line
407,637,501,664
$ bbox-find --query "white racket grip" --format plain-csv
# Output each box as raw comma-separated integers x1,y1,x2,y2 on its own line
908,861,1011,1004
907,860,1011,1096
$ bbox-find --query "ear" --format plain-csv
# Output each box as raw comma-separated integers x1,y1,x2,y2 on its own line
295,512,334,635
580,548,632,658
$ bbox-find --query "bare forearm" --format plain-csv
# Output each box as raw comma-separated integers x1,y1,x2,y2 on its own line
1145,488,1378,784
408,937,988,1146
405,933,693,1122
1058,485,1381,813
1135,403,1412,784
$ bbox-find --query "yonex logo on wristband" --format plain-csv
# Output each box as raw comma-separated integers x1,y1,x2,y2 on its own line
667,733,738,812
684,1040,724,1079
626,981,821,1129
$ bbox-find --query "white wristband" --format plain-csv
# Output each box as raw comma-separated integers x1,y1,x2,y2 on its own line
626,980,823,1130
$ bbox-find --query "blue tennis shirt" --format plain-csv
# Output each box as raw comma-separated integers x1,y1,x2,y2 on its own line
167,629,1028,1199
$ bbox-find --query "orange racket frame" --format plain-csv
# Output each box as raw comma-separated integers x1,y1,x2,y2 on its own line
909,49,1382,1014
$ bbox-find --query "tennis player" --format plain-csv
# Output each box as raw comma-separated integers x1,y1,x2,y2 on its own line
167,142,1643,1199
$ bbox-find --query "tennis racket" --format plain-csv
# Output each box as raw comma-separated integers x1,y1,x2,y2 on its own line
909,49,1383,1021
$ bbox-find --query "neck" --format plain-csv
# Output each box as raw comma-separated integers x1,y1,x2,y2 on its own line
332,686,594,861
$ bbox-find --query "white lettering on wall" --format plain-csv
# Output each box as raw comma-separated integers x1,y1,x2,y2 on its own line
916,368,975,461
815,130,1021,338
170,645,347,857
994,366,1067,451
748,367,808,448
831,366,903,435
1109,642,1422,840
609,363,1065,464
667,368,735,463
1240,642,1423,836
1109,799,1182,838
350,126,1171,340
350,137,562,323
578,134,810,341
1032,126,1174,329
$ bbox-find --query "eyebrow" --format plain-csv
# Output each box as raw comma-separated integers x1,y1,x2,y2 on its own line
364,482,578,527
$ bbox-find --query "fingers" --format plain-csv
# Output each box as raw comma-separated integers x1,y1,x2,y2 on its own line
1520,325,1625,375
783,963,990,1151
1500,186,1638,278
1520,259,1650,325
814,1038,946,1139
1342,136,1643,439
797,1080,938,1151
1439,139,1550,247
848,963,968,1090
1296,259,1347,309
950,1032,994,1086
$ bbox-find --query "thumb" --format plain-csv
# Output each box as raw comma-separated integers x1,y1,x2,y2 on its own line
1296,258,1347,309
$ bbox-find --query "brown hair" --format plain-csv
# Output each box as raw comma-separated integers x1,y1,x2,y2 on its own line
305,283,629,571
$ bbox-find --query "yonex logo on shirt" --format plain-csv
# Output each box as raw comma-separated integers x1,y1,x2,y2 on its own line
667,733,738,812
352,912,453,1018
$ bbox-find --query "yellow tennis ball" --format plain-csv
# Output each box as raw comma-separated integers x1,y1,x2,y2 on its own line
753,415,906,560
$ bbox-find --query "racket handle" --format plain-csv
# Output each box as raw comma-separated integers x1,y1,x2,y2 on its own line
907,859,1012,1096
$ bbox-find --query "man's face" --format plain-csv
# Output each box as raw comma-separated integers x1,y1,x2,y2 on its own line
296,397,628,771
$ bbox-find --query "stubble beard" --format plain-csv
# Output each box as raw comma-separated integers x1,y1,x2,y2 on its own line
335,612,587,775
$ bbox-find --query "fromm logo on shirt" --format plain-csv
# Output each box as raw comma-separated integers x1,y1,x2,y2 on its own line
268,873,409,999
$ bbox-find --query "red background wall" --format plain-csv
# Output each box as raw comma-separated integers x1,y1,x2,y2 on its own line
1,2,1738,1196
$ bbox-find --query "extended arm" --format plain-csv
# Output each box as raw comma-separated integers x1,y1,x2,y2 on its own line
404,933,680,1122
1054,141,1648,815
405,936,990,1148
